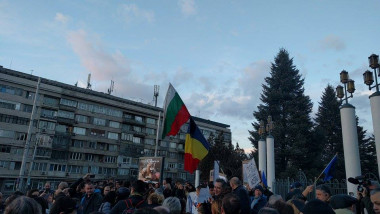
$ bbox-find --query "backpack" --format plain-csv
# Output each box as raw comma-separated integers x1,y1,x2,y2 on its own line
122,198,145,214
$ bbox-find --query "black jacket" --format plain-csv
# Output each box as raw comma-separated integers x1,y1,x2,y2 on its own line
81,193,103,214
232,185,251,214
110,194,147,214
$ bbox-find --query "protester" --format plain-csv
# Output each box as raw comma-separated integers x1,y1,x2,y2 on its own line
286,199,304,214
162,197,181,214
103,186,111,196
0,192,5,214
110,180,147,214
330,194,358,214
4,196,41,214
221,193,240,214
370,188,380,214
302,199,335,214
214,179,227,201
49,195,77,214
147,193,164,208
80,182,103,214
99,191,116,214
315,185,332,203
211,199,222,214
229,177,250,214
268,200,293,214
251,185,267,214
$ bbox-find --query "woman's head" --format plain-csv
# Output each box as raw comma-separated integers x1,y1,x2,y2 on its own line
4,196,42,214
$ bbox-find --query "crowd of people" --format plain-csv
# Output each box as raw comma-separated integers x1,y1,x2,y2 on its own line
0,174,380,214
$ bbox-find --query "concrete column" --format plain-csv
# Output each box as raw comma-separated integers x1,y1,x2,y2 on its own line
195,170,200,187
370,92,380,178
266,135,275,190
258,138,267,175
340,104,362,196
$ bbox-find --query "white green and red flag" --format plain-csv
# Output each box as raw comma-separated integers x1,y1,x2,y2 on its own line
161,83,190,139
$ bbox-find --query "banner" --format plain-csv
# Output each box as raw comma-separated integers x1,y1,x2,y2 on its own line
242,158,261,188
138,157,164,182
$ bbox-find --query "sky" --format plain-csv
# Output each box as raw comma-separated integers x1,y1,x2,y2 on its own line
1,0,380,152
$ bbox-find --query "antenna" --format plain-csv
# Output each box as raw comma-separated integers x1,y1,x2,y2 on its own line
74,81,78,87
87,73,92,89
107,80,114,95
153,85,159,107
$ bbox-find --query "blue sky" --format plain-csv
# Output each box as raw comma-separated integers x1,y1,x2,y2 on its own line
1,0,380,152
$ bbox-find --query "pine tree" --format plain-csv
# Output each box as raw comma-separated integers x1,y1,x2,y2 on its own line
249,49,314,178
358,131,378,176
314,85,345,180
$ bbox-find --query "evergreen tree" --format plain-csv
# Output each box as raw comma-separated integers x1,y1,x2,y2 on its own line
358,131,378,176
314,85,345,179
249,49,314,178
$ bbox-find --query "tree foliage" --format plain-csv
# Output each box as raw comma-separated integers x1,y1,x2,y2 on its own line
249,49,315,178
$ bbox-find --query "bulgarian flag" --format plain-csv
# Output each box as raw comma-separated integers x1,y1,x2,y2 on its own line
161,83,191,139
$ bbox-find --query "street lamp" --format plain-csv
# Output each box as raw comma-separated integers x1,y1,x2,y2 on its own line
265,115,275,190
363,54,380,92
336,70,356,104
336,70,361,196
363,53,380,178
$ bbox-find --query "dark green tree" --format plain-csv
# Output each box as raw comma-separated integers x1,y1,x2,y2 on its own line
249,49,314,178
314,85,345,179
358,131,378,176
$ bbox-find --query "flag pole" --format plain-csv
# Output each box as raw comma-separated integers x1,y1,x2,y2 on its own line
314,153,338,184
154,111,161,157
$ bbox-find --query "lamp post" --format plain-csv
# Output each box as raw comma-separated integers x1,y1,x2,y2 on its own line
266,116,275,190
363,54,380,177
258,120,266,177
336,70,362,196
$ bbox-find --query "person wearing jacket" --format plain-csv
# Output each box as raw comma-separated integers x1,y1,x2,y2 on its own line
99,191,116,214
250,185,267,214
80,182,103,214
110,180,147,214
230,177,250,214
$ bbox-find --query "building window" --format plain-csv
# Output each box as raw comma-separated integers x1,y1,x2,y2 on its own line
57,110,75,119
85,154,94,161
179,172,186,179
0,129,15,139
43,96,59,107
60,98,77,107
32,162,47,171
0,114,30,126
93,118,106,126
135,116,143,122
0,145,11,153
39,120,56,131
169,152,177,159
122,124,131,131
133,126,142,133
109,144,118,151
0,99,20,110
107,132,119,140
41,108,58,119
88,141,96,149
105,156,116,163
146,128,155,135
160,141,168,147
72,140,84,148
90,129,105,137
0,84,24,96
75,115,88,123
121,133,133,141
169,142,176,149
70,152,82,160
118,169,129,175
133,137,141,144
68,165,82,174
0,161,10,169
73,127,86,135
23,104,33,113
146,118,156,125
145,139,155,145
78,102,122,118
49,164,66,172
109,121,120,129
168,163,177,169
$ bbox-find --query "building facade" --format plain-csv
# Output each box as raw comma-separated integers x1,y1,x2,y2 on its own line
0,66,231,194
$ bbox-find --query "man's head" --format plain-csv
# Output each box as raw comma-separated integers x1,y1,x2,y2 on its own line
208,182,215,196
162,197,181,214
330,194,357,211
316,185,331,202
371,188,380,214
58,182,68,190
229,177,240,190
215,179,226,196
85,182,94,196
44,182,51,190
104,186,111,196
254,185,264,198
132,180,146,195
221,193,240,214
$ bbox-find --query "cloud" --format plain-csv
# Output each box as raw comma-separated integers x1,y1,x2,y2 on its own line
119,4,155,23
319,35,346,51
55,13,69,24
178,0,197,16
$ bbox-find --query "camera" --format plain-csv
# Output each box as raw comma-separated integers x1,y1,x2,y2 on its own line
348,175,372,193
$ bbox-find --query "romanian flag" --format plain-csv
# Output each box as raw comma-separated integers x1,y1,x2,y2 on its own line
184,117,210,173
162,84,191,139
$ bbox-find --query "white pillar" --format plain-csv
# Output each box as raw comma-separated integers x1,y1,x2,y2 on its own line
370,93,380,178
340,104,362,196
266,135,275,190
258,138,267,175
195,170,200,187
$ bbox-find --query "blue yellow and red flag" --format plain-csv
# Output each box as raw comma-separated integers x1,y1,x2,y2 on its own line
184,117,210,173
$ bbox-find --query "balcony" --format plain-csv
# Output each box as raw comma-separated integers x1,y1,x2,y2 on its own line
123,118,145,126
56,117,75,125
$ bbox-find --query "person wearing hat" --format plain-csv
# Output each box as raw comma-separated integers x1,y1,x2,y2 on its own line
303,199,335,214
330,194,358,214
251,185,267,214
